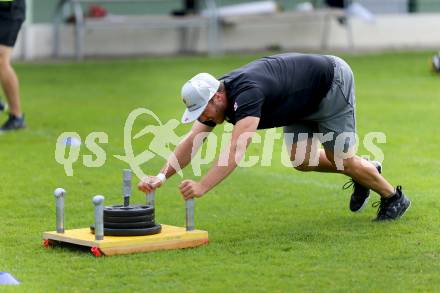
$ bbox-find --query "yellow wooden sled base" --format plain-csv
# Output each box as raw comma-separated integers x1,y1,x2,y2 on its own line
43,225,209,256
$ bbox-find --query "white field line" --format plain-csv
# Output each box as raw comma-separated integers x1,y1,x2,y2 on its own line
239,168,342,191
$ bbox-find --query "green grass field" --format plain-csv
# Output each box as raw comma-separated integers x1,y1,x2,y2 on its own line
1,51,439,292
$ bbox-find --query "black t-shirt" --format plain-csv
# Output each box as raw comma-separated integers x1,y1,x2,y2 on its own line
199,53,334,129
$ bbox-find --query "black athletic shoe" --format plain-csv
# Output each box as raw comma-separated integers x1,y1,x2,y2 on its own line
0,100,5,112
0,114,25,132
343,160,382,212
373,186,411,221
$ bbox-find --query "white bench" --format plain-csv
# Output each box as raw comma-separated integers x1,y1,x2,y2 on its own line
53,0,221,60
220,8,353,50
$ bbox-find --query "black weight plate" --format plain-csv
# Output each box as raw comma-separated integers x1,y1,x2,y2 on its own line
104,221,156,229
104,214,154,223
103,204,154,217
90,224,162,236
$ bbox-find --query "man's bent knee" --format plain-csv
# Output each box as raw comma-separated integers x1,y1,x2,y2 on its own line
290,153,314,171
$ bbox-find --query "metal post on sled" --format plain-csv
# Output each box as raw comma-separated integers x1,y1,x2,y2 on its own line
93,195,105,241
185,198,195,231
54,188,66,233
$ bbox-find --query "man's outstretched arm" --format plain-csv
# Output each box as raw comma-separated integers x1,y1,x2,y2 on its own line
179,116,260,199
138,120,213,192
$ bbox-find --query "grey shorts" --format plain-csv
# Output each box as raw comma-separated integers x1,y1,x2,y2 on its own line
284,55,356,153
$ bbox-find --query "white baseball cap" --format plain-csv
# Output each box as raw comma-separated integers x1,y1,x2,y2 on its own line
181,73,220,124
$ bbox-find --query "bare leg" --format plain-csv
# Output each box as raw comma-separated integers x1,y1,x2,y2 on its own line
289,139,395,198
0,45,22,117
325,149,395,198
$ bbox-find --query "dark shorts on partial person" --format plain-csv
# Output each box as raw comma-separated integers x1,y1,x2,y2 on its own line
0,0,26,47
283,55,357,154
